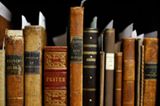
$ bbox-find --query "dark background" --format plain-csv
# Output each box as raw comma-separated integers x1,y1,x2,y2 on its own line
1,0,159,36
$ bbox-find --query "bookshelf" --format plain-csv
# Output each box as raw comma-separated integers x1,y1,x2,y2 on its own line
0,0,160,106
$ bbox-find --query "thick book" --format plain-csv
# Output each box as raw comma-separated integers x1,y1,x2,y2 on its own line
24,26,46,106
44,46,67,106
83,28,98,106
104,28,115,106
115,52,123,106
70,7,84,106
143,37,158,106
0,41,5,106
0,2,11,48
5,30,24,106
122,38,135,106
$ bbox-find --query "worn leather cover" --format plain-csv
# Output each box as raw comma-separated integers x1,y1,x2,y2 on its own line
83,28,98,106
44,46,67,106
0,46,5,106
0,16,10,48
143,38,158,106
70,7,84,106
122,38,135,106
5,30,24,106
104,28,115,106
24,26,46,106
115,52,123,106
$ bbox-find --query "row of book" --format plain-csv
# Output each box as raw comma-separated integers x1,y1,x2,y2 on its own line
0,2,159,106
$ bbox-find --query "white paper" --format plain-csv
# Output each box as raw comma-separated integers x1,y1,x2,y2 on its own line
38,11,46,29
106,53,114,70
21,15,31,29
131,30,137,38
119,23,133,39
144,31,158,38
53,31,67,46
0,2,11,21
90,16,97,29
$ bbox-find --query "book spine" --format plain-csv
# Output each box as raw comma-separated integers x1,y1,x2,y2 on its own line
135,39,143,106
115,52,123,106
24,26,45,106
44,46,67,106
140,45,144,106
0,48,5,106
83,28,98,106
99,51,105,106
122,38,135,106
5,30,24,106
70,7,84,106
143,38,158,106
104,28,115,106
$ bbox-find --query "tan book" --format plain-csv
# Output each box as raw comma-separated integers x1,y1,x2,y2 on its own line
143,37,158,106
24,26,46,106
115,52,123,106
122,38,135,106
5,30,24,106
70,7,84,106
0,41,5,106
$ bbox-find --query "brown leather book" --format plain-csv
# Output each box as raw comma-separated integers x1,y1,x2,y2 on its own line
140,45,144,106
5,30,24,106
0,2,11,48
44,46,67,106
0,41,5,106
122,38,135,106
24,26,46,106
104,28,115,106
99,51,105,106
70,7,84,106
143,37,158,106
115,52,123,106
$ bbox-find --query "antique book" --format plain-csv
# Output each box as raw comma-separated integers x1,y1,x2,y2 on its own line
122,38,135,106
0,41,5,106
99,51,105,106
104,28,115,106
70,6,84,106
115,52,123,106
143,37,158,106
44,46,67,106
135,38,143,106
83,16,98,106
0,2,11,48
24,26,46,106
140,45,144,106
5,30,24,106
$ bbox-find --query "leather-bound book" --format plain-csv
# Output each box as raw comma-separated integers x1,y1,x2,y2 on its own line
122,38,135,106
140,45,144,106
5,30,24,106
104,28,115,106
0,2,11,48
24,26,46,106
115,52,123,106
0,41,5,106
44,46,67,106
70,7,84,106
83,28,98,106
143,37,158,106
99,51,105,106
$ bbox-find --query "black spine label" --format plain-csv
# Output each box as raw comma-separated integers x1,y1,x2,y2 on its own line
25,52,40,74
144,64,157,79
70,36,83,63
6,55,23,75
